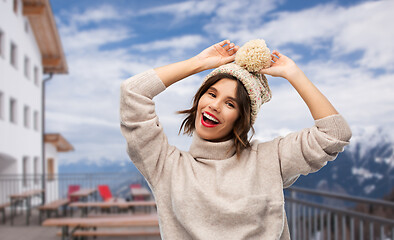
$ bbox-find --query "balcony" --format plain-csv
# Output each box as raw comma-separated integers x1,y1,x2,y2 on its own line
0,172,393,240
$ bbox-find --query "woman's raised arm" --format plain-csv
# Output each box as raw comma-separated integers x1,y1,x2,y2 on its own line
155,40,239,87
261,50,338,120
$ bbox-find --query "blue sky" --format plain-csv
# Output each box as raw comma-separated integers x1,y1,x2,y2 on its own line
46,0,394,165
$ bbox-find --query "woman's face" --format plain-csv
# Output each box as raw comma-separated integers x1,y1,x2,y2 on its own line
195,78,240,142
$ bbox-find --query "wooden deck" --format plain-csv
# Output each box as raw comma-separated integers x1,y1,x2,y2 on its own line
0,206,161,240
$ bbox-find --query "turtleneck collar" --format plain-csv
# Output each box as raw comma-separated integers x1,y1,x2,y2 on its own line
189,132,236,160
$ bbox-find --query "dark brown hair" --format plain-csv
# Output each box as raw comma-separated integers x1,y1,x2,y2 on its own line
177,73,254,158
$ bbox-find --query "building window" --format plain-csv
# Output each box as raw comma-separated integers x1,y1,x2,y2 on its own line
13,0,18,14
10,98,17,124
24,20,29,33
0,30,4,58
23,156,29,187
23,105,30,128
24,56,30,79
34,157,39,184
0,92,4,120
33,110,39,131
34,66,39,86
47,158,55,181
10,42,17,68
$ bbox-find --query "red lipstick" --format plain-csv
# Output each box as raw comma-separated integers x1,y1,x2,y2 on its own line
201,111,220,128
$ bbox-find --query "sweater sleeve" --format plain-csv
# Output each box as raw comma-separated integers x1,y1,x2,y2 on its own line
120,69,169,187
278,114,352,188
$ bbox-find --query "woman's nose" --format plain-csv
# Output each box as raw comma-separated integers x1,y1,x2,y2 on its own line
209,100,221,113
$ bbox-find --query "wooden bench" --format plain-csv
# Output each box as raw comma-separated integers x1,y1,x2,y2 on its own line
0,202,10,223
43,214,159,239
70,200,156,216
38,199,69,223
57,228,161,237
74,229,160,237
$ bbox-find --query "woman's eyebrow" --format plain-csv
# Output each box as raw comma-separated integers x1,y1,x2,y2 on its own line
227,96,237,102
208,86,217,91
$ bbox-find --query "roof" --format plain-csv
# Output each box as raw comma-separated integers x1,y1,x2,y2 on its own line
44,133,74,152
23,0,68,74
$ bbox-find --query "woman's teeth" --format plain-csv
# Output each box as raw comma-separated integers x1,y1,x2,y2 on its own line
203,112,219,123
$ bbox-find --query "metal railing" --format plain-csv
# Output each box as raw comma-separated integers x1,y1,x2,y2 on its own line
285,187,394,240
0,172,148,205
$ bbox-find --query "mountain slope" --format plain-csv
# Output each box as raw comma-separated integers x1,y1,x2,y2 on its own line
294,125,394,200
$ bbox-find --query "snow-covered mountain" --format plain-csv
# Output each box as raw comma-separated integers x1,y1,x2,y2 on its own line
294,125,394,200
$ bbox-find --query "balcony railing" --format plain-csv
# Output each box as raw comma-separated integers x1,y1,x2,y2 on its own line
0,173,393,240
0,172,147,205
285,187,394,240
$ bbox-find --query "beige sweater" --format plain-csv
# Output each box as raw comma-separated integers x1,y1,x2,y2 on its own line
120,69,352,240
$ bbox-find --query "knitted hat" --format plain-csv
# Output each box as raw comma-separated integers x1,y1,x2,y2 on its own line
203,39,272,124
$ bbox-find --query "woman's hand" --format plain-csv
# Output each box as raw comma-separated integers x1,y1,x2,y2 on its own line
155,40,238,87
194,40,239,70
261,50,338,120
260,50,302,80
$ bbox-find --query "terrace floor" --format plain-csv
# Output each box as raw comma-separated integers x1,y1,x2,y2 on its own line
0,208,161,240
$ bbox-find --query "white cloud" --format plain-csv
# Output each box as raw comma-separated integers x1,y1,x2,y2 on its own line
59,4,129,26
56,4,134,54
139,0,279,39
203,0,279,42
332,1,394,70
60,27,131,53
252,4,344,47
139,1,218,19
208,1,394,71
46,111,118,132
72,5,126,25
298,61,394,128
132,35,206,53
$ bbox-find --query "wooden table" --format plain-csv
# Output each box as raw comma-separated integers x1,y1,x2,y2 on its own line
38,199,70,223
131,188,152,200
70,200,157,216
9,189,44,225
42,214,159,240
69,188,96,202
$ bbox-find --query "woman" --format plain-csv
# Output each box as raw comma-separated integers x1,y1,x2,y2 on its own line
120,40,351,239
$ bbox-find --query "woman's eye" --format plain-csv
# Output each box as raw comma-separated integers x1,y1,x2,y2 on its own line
208,92,216,98
227,102,235,108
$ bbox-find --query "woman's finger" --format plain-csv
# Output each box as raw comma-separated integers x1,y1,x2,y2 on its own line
224,43,236,51
227,45,239,56
272,50,283,59
223,43,235,51
271,54,277,62
218,39,230,47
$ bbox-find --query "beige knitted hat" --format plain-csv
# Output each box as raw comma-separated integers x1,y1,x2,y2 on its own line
203,39,272,124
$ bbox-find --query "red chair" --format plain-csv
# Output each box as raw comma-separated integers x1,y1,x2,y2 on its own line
130,184,145,201
130,184,141,189
98,185,113,202
67,185,80,202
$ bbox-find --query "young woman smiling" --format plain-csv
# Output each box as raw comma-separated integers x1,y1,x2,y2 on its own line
120,40,351,239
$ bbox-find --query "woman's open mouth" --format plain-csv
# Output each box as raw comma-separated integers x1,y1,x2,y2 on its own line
201,112,220,128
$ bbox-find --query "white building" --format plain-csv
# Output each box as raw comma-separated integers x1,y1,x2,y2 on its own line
0,0,70,202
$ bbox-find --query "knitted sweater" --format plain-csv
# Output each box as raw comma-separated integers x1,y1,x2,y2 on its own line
120,69,352,240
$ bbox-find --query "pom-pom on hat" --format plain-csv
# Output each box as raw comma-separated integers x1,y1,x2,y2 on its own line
203,39,272,124
235,39,271,72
